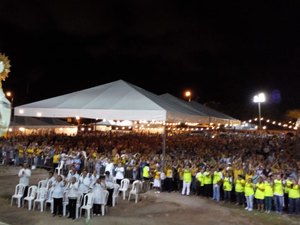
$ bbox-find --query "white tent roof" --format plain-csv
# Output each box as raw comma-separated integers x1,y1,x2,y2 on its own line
15,80,209,123
160,93,240,125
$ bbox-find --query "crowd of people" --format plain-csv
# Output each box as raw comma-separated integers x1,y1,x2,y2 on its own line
1,129,300,216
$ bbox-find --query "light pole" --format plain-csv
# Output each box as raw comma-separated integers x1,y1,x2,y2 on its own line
253,93,266,130
185,90,192,102
6,91,14,127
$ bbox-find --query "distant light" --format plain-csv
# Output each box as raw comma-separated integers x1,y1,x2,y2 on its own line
76,116,80,120
19,127,25,132
19,109,24,114
36,112,42,117
253,93,266,103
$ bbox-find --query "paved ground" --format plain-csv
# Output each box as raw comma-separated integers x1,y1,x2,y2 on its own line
0,165,299,225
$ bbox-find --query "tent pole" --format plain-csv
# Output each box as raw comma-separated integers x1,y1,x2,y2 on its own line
162,123,166,170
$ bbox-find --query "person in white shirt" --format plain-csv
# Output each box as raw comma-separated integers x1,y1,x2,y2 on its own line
114,163,125,185
92,176,106,216
46,171,56,189
105,171,114,207
18,163,31,199
78,170,91,195
50,175,65,217
66,176,79,219
105,158,115,177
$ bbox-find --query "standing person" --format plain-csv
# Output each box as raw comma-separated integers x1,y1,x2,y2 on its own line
212,167,223,202
255,176,265,212
92,176,106,216
264,176,274,213
235,174,245,206
288,177,300,215
181,164,192,196
244,177,255,211
203,167,212,198
114,162,125,185
273,173,284,214
51,175,65,217
66,176,79,220
142,162,151,191
165,164,173,193
153,165,161,194
223,170,233,203
18,163,31,201
105,171,114,207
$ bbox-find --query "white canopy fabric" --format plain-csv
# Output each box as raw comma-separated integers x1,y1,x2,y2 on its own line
160,93,240,125
15,80,209,123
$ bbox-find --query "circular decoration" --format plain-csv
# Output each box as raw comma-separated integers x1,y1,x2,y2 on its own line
0,53,11,86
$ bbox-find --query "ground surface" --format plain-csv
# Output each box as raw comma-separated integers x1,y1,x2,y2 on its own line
0,166,299,225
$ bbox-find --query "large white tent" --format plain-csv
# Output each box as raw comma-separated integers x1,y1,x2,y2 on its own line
14,79,209,123
159,93,240,125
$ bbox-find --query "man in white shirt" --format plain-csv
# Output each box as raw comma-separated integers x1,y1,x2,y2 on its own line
18,163,31,199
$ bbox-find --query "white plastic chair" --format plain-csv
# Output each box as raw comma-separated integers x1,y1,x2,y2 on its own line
79,193,93,220
33,187,48,212
75,193,84,219
23,185,38,210
37,180,47,189
101,190,109,216
11,184,26,208
62,191,69,216
119,178,130,200
112,183,120,207
44,189,54,213
128,180,141,203
55,161,64,175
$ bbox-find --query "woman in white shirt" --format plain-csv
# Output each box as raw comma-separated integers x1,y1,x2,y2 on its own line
115,163,125,185
92,176,106,216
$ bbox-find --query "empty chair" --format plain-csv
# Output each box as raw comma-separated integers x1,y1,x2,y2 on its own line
55,161,64,175
101,190,109,216
79,193,93,220
23,185,38,210
119,178,130,200
44,189,54,213
75,193,84,219
11,184,26,208
33,187,48,212
128,180,141,203
112,183,120,207
37,180,47,189
62,191,69,217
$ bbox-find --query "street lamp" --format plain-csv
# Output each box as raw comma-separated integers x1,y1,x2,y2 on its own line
5,91,14,133
185,90,192,102
253,93,266,130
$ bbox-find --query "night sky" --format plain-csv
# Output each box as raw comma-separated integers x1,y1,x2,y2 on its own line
1,1,300,120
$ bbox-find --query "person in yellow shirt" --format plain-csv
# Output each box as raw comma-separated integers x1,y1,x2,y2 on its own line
165,164,173,193
255,176,265,212
235,174,245,206
153,165,161,194
212,167,223,202
196,167,205,196
244,176,254,211
264,176,274,213
223,170,233,203
203,167,212,198
288,178,300,215
181,164,192,196
273,173,284,214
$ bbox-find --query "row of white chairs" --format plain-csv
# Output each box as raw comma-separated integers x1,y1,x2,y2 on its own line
11,178,143,220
